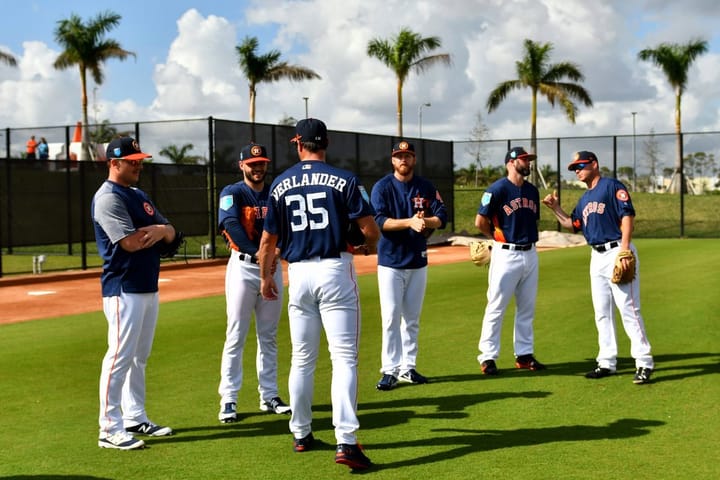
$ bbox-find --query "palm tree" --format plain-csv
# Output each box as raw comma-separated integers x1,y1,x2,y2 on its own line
159,143,203,165
0,50,17,67
278,114,299,126
53,11,134,160
638,39,708,193
486,39,593,186
88,119,132,145
367,28,451,137
236,36,320,139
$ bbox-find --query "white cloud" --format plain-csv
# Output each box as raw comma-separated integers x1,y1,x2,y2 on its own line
0,41,78,128
1,0,718,165
151,9,244,120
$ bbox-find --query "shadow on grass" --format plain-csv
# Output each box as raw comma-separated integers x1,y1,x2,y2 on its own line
365,418,665,472
156,413,294,444
138,352,714,450
359,391,552,416
151,391,553,446
546,352,720,383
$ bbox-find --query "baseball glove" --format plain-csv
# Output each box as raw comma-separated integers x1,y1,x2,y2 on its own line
159,230,185,258
346,221,366,247
469,240,492,267
611,249,636,284
346,221,375,256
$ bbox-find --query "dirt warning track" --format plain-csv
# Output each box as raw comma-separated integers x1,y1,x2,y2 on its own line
0,245,473,325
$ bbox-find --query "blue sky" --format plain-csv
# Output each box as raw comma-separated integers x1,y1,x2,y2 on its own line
0,0,277,105
1,0,720,162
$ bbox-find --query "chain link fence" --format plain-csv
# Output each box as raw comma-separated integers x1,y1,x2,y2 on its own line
2,119,719,276
0,118,453,276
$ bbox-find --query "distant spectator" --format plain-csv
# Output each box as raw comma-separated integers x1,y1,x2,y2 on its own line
37,137,49,160
26,135,38,160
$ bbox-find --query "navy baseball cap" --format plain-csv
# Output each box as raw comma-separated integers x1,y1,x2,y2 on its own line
291,118,328,148
505,146,536,164
240,143,270,163
392,140,415,156
106,137,152,161
568,151,598,170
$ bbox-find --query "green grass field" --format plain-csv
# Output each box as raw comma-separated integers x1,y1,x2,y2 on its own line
1,239,719,479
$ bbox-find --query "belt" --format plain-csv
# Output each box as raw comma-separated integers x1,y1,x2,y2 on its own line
238,252,258,264
592,241,620,252
500,243,533,251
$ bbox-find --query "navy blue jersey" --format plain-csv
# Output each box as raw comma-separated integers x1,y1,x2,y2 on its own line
371,174,448,269
477,178,539,244
218,181,270,255
264,161,375,263
92,181,170,296
571,176,635,245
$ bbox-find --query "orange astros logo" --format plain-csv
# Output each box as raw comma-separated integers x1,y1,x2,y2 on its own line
251,145,262,157
399,141,409,151
143,202,155,215
132,140,142,152
616,189,630,201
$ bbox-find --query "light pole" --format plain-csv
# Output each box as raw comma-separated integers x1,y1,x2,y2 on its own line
303,97,309,119
418,102,431,138
631,111,637,191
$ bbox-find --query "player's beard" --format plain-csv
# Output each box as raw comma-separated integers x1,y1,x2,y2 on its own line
245,171,266,185
517,164,531,177
394,163,414,176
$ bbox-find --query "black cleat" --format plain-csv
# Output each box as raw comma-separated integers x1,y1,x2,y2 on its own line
585,366,615,379
481,359,499,375
633,367,653,384
293,433,315,452
335,443,372,470
260,396,291,414
125,421,172,436
515,354,546,371
398,369,428,384
376,373,398,390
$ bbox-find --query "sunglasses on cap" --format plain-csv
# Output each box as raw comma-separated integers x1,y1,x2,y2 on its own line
571,162,589,171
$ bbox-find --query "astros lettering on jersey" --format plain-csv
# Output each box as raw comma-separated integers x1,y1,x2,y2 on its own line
478,179,539,245
571,177,634,245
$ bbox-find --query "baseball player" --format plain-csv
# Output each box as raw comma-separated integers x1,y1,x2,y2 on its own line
371,141,447,391
475,146,545,375
542,151,654,384
216,143,290,424
92,137,182,450
257,118,379,471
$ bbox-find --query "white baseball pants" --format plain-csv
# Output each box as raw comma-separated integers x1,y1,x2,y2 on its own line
286,252,362,445
589,244,653,370
478,246,539,363
98,291,159,435
218,250,285,405
377,265,427,376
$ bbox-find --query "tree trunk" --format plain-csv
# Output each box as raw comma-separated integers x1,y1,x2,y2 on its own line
668,91,683,194
79,67,91,161
249,85,256,142
529,90,539,186
396,79,403,137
